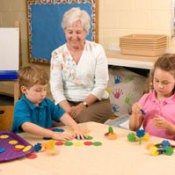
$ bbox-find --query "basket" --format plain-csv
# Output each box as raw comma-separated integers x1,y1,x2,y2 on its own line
120,34,167,57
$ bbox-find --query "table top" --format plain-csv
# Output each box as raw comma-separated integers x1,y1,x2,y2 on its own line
1,122,175,175
106,50,159,69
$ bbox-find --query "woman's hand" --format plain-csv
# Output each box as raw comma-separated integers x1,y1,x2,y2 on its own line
69,103,86,118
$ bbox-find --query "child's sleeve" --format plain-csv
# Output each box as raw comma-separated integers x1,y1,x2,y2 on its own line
50,101,65,122
138,93,150,107
11,101,32,133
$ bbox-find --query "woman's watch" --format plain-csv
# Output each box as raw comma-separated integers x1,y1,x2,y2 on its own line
82,101,88,107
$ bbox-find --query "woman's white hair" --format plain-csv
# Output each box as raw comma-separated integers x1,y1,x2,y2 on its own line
61,7,90,33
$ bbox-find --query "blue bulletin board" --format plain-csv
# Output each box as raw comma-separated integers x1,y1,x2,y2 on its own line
26,0,98,64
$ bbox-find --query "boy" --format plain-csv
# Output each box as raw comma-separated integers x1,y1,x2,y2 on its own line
11,65,85,141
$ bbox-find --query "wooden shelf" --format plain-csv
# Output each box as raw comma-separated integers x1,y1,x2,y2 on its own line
106,50,159,69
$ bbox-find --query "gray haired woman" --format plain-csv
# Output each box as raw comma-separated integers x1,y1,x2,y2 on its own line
50,7,112,123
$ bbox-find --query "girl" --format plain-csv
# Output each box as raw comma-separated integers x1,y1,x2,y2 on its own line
129,54,175,140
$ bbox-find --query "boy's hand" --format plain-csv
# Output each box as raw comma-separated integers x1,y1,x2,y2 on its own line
52,132,73,141
72,127,86,140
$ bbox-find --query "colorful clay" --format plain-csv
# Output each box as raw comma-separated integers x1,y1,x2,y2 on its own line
127,129,150,144
105,126,117,140
147,140,174,156
127,133,136,142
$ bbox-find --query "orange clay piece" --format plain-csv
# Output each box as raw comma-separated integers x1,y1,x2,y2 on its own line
45,148,57,155
105,126,117,140
83,128,90,134
146,143,154,150
107,133,117,140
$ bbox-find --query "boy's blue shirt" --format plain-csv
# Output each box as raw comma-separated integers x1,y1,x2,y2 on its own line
11,94,64,133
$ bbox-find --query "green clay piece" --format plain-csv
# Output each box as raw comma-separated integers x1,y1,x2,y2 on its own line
164,146,174,156
108,126,114,133
64,141,73,146
127,133,136,142
85,136,93,140
93,141,102,146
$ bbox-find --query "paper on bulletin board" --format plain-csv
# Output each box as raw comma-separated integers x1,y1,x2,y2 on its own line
0,28,19,71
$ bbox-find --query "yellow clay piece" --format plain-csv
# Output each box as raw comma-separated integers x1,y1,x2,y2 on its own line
142,133,150,141
23,145,32,152
15,145,25,149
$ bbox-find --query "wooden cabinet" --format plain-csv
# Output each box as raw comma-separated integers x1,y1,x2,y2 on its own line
0,81,20,104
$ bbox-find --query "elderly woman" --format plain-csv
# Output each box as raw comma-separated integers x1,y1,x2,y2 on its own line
50,7,112,123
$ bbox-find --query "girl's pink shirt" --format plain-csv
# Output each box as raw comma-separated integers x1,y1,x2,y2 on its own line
139,91,175,140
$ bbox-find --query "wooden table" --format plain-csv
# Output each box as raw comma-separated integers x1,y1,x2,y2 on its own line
106,50,159,69
1,122,175,175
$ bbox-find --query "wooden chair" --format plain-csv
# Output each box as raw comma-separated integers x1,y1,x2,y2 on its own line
0,106,14,131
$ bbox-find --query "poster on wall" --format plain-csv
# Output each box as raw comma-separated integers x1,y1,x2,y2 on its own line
26,0,98,64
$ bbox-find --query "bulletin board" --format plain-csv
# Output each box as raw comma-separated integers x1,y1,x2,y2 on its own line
26,0,98,64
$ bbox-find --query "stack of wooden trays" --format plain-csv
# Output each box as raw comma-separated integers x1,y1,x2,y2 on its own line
120,34,167,57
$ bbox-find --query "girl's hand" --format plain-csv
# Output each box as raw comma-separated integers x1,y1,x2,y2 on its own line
153,115,170,129
129,103,144,131
52,132,74,141
132,103,142,116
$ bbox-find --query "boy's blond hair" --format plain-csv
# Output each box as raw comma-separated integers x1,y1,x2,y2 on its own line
18,65,49,88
